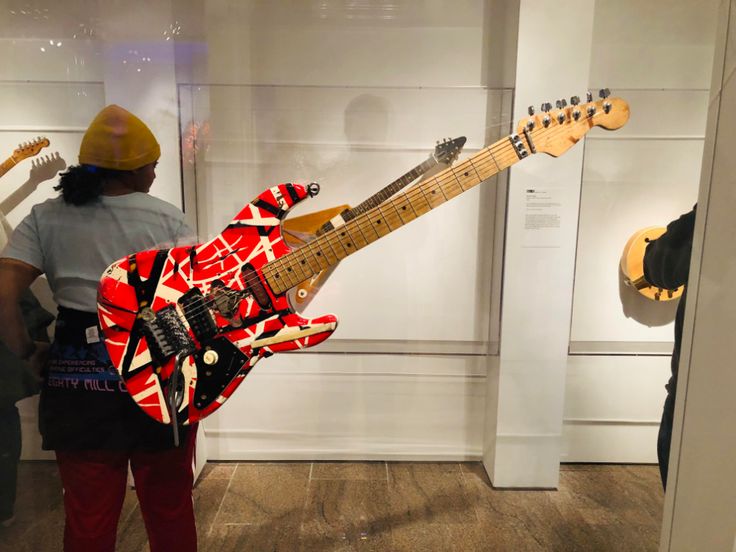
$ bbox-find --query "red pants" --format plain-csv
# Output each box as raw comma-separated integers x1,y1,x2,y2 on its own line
55,428,197,552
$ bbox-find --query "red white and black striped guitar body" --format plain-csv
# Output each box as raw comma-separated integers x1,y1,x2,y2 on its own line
97,94,629,426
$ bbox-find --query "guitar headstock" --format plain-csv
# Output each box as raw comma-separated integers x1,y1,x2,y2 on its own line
434,136,467,165
517,90,629,157
11,137,50,163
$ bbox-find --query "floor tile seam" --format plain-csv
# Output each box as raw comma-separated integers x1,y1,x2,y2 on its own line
458,472,485,525
207,461,238,538
298,463,315,535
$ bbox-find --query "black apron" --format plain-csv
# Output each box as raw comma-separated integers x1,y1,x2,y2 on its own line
40,307,189,451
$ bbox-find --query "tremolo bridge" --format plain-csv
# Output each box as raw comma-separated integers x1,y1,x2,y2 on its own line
138,286,250,440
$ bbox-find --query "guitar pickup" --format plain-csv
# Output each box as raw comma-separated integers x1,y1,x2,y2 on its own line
179,288,218,342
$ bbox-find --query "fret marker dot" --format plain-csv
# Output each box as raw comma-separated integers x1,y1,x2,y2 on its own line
317,252,321,256
464,172,469,177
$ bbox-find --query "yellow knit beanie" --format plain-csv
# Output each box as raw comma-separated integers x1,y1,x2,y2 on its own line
78,105,160,170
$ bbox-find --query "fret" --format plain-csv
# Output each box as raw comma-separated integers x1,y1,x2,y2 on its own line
304,242,331,270
439,172,463,200
272,257,298,288
366,207,391,237
467,157,484,183
423,180,447,208
334,226,359,254
388,193,411,225
281,259,302,287
409,185,433,216
352,217,374,247
323,233,345,262
378,204,400,231
297,246,321,275
486,144,502,174
452,162,482,192
314,238,339,266
400,191,421,219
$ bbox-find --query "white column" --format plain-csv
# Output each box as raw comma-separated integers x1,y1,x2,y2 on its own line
483,0,595,488
660,0,736,550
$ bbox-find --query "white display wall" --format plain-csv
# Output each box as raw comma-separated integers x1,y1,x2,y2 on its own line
181,0,516,459
0,0,721,473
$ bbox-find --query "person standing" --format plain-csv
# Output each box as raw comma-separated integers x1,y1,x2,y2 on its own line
643,205,697,490
0,105,198,551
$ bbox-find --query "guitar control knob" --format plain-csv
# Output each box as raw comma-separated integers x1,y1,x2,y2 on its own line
307,182,320,197
203,349,219,366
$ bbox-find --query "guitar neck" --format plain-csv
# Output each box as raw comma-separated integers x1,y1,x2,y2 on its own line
265,133,523,295
343,157,438,222
0,156,17,178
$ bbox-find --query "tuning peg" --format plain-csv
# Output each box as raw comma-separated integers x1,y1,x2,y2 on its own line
570,96,580,106
599,88,611,99
556,99,567,109
540,102,552,113
586,91,593,102
528,105,535,116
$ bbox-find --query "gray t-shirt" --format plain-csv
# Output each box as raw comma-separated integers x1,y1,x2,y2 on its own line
2,193,194,312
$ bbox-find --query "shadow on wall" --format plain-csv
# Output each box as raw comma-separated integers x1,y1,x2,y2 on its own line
618,265,678,327
0,152,67,214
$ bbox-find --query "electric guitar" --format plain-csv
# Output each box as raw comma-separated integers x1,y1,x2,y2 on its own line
97,92,630,427
282,136,466,308
0,137,50,178
620,226,683,301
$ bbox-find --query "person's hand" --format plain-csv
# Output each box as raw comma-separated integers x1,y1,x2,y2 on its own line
24,341,50,382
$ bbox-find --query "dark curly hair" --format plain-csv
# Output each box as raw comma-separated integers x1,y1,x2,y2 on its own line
54,165,132,206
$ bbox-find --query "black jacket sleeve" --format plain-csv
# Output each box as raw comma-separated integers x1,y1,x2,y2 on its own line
643,206,696,290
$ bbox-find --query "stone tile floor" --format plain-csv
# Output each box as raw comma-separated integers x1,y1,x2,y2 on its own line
0,461,664,551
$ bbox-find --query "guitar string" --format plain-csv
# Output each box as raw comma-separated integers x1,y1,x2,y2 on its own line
260,107,606,288
168,106,608,323
162,107,608,323
172,106,607,325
